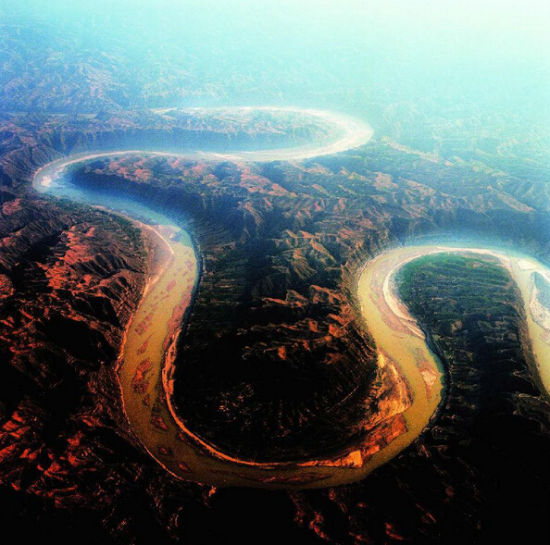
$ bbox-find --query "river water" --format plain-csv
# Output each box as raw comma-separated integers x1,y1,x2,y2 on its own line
31,108,550,488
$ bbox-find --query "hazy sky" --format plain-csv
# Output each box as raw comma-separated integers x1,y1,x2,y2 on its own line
2,0,548,118
4,0,549,43
4,1,548,60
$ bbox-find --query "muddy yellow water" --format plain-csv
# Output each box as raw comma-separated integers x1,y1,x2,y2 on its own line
500,255,550,396
115,220,421,488
115,242,451,488
354,248,446,474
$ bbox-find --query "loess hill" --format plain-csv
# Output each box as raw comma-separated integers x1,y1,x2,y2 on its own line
1,106,550,543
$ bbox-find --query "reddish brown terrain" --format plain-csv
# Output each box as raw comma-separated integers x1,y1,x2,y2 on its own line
1,102,550,545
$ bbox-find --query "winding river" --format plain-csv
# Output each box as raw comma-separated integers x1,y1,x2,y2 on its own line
32,107,550,489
